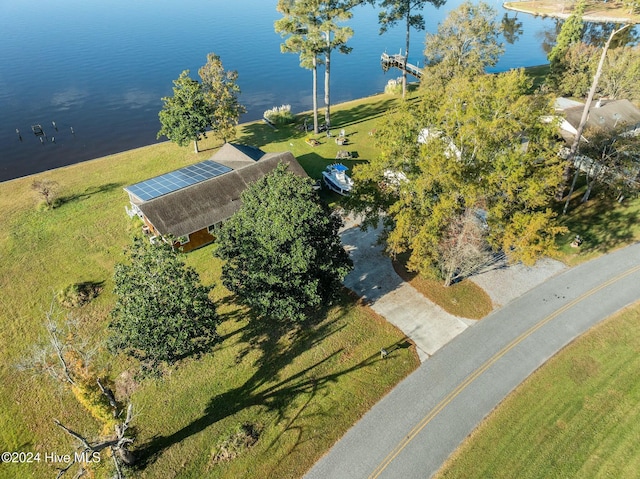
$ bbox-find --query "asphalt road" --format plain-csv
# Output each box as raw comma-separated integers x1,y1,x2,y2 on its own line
304,242,640,479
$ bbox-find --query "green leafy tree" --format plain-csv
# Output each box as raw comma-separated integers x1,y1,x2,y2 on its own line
558,42,640,102
423,1,504,82
215,163,353,322
376,0,446,98
547,0,585,89
555,42,598,98
349,70,566,283
198,53,246,143
157,70,210,153
109,237,219,367
275,0,324,133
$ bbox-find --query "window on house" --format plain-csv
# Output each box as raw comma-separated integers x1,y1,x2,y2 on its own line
208,223,222,234
177,235,190,245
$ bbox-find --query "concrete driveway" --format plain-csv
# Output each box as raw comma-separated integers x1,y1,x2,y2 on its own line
340,216,472,362
339,215,567,362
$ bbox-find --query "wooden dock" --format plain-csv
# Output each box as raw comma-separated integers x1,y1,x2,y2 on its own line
381,52,423,79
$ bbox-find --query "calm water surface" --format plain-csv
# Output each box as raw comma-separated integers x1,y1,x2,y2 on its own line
0,0,555,181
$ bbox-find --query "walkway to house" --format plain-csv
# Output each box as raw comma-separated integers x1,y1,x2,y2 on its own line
339,215,566,362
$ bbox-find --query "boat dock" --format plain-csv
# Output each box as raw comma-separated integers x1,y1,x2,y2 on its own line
381,52,423,79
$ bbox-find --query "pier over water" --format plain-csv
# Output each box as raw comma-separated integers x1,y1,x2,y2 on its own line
381,52,423,79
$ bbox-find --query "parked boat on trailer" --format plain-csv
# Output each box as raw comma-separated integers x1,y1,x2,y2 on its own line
322,163,353,196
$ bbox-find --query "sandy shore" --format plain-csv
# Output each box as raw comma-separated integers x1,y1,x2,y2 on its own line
503,2,638,23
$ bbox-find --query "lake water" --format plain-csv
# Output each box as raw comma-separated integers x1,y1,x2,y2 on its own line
0,0,559,182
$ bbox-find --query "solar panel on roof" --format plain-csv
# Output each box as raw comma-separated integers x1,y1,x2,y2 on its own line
126,160,232,202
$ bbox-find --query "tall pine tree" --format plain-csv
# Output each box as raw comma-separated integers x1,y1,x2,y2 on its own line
377,0,446,98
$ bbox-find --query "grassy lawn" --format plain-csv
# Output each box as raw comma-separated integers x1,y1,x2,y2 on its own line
0,92,419,479
524,64,550,92
554,186,640,266
3,75,640,479
436,301,640,479
391,253,493,320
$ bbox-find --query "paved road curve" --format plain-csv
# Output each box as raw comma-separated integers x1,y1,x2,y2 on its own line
305,242,640,479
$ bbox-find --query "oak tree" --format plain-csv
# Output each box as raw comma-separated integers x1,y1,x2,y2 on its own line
215,163,352,322
109,237,219,368
424,1,504,81
349,70,566,283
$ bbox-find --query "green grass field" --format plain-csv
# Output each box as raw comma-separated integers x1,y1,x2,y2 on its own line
555,185,640,266
0,93,420,479
436,302,640,479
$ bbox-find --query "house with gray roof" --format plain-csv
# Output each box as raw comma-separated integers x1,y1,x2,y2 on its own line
124,143,308,252
556,98,640,144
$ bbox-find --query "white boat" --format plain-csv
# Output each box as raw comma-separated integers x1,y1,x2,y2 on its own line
322,163,353,195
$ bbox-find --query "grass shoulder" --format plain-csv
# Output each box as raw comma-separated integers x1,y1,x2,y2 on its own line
436,301,640,478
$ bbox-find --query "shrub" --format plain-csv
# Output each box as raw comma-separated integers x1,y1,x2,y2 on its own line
57,281,104,308
263,104,294,125
384,78,403,95
31,179,59,209
211,423,261,464
64,350,119,434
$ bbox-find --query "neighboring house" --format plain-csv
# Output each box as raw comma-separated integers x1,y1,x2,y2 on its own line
554,98,640,179
418,128,462,160
555,98,640,144
124,143,308,252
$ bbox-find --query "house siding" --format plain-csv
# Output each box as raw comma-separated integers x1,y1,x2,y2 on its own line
178,228,215,253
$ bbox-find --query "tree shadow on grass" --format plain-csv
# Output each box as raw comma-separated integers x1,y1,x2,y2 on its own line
239,122,299,149
239,97,399,149
559,195,640,255
135,291,407,469
57,182,123,207
327,98,397,130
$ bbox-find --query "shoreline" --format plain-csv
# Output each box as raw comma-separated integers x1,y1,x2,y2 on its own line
503,1,640,23
1,65,546,186
0,90,394,185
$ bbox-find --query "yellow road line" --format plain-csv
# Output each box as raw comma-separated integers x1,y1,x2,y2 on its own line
369,263,640,479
